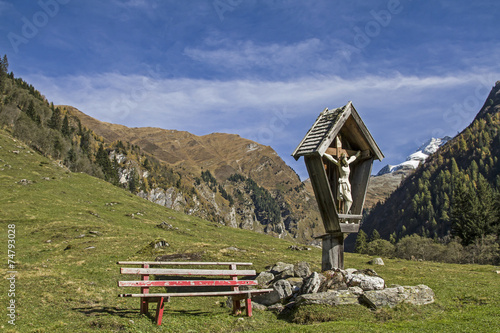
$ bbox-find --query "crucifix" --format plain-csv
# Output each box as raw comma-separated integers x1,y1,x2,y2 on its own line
292,103,384,270
323,136,361,215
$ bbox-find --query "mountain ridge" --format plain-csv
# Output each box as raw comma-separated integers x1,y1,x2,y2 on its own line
360,81,500,245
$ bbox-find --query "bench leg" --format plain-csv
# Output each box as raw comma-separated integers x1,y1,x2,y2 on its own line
155,297,165,325
140,297,149,315
232,298,242,315
245,297,252,317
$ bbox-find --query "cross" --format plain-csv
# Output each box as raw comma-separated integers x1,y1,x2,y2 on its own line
324,136,351,159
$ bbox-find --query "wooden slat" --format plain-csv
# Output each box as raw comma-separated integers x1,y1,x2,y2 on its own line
304,154,340,233
292,107,329,159
118,280,258,287
347,103,384,160
337,214,363,220
339,223,361,233
350,158,373,215
119,289,273,298
120,268,256,276
117,261,253,266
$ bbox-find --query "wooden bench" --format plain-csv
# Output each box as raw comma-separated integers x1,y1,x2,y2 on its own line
117,261,273,325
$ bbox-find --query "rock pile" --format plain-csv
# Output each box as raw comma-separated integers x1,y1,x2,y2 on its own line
238,262,434,313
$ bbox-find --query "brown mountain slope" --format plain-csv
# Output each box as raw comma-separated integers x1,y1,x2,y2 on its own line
64,105,299,189
62,105,322,243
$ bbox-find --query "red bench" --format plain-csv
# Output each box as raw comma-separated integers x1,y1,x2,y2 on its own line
117,261,272,325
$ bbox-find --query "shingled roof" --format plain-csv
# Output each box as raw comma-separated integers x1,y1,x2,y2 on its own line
292,102,384,161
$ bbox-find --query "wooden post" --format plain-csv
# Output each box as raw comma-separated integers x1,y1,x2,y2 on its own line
140,263,149,314
155,297,165,325
321,233,345,270
230,263,241,315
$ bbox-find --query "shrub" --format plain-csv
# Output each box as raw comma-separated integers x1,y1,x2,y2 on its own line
366,239,395,257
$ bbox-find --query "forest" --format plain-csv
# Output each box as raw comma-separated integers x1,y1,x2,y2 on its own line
361,81,500,264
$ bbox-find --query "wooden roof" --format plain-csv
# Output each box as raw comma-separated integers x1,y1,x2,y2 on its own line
292,102,384,161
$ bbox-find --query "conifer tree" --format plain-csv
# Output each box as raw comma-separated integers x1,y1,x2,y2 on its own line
61,115,70,137
355,230,368,254
0,54,7,91
450,175,498,245
48,107,62,130
370,229,381,242
26,100,36,121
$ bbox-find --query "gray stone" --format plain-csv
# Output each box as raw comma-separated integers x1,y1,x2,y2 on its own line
348,286,364,296
252,290,281,306
295,290,360,307
361,285,435,309
345,268,358,275
300,272,325,294
274,279,294,300
294,261,311,278
255,271,274,288
270,262,294,279
253,279,293,306
286,277,304,290
320,269,348,291
357,268,380,276
267,303,285,313
368,258,385,265
347,273,385,291
250,301,268,311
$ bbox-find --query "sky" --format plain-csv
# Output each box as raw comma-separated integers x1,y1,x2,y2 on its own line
1,0,500,179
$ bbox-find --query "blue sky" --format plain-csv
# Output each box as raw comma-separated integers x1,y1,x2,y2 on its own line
1,0,500,179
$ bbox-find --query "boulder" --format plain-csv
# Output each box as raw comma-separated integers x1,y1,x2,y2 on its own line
250,301,268,311
300,272,325,294
253,279,293,306
294,261,311,278
348,286,364,296
295,290,360,307
320,269,348,291
286,277,304,290
368,258,385,265
360,285,435,308
270,262,294,279
346,272,385,291
267,303,285,313
274,279,294,300
255,271,274,288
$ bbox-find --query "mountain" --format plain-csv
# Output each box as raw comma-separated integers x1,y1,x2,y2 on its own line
62,106,322,243
376,137,451,176
362,137,450,210
360,81,500,245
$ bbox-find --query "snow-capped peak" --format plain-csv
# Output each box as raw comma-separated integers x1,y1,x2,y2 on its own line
376,136,451,176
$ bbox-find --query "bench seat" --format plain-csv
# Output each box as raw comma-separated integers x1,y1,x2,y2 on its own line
117,261,272,325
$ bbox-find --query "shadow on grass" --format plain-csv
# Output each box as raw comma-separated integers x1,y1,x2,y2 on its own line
72,306,137,318
166,309,213,317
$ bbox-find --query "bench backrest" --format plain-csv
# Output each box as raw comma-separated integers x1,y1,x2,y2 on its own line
118,261,259,289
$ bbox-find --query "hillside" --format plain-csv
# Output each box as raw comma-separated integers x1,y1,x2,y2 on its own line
0,59,322,244
0,128,499,332
361,81,500,245
62,105,322,243
64,106,297,188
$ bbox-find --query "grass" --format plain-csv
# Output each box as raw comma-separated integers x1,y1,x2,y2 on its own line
0,128,499,332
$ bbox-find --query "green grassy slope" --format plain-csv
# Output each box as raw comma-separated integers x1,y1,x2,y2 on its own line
1,128,499,332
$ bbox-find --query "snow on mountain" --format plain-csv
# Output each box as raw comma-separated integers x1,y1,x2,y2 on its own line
376,137,451,176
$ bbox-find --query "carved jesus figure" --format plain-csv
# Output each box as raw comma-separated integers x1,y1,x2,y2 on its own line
323,150,361,214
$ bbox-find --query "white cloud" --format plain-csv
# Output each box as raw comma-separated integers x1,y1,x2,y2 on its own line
184,37,354,77
24,69,500,178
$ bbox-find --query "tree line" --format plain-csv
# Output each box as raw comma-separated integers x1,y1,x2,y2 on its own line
355,229,499,265
363,83,500,256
